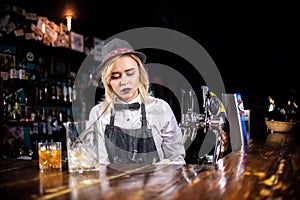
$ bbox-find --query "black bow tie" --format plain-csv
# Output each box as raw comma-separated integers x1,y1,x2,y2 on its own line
114,102,140,111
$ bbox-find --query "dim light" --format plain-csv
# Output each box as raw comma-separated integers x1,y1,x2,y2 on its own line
65,15,72,32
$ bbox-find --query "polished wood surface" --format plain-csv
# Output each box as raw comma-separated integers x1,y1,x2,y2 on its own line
1,132,300,200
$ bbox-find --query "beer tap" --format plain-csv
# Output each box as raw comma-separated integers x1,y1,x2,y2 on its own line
202,86,211,127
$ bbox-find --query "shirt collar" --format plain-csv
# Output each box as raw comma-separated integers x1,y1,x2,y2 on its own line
115,94,142,104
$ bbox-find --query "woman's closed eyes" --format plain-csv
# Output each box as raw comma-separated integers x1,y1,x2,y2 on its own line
111,68,136,80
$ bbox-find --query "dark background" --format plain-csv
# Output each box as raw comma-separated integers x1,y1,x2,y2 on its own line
3,0,300,135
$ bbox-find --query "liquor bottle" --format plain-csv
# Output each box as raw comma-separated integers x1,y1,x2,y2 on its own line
51,81,57,103
29,66,36,81
62,78,68,103
51,109,59,133
38,82,44,104
66,108,72,122
18,62,26,84
24,97,32,121
72,79,77,102
19,94,26,121
8,61,17,90
2,88,8,121
7,92,13,121
56,80,62,103
31,109,40,159
68,78,73,103
44,82,49,103
38,108,47,135
12,92,20,121
32,115,38,134
1,58,9,82
47,109,53,135
57,109,65,137
30,126,39,160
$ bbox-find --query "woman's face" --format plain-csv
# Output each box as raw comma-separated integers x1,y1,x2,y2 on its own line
109,55,140,102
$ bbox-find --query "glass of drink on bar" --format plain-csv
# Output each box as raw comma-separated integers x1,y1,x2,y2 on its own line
38,142,62,171
64,121,99,173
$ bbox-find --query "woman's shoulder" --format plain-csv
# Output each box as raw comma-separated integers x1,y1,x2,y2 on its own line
147,96,172,110
88,102,111,123
90,102,103,111
89,102,105,115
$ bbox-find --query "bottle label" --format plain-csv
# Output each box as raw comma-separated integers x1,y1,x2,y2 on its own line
19,69,25,80
1,71,9,81
9,68,17,79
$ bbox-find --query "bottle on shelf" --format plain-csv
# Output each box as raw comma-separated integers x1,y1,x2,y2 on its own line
18,62,26,84
8,60,17,89
0,57,9,82
47,108,53,135
19,93,26,121
56,80,62,103
6,92,13,121
51,108,59,133
24,97,32,121
44,82,49,103
30,112,39,159
62,78,68,103
68,78,73,103
38,82,44,104
2,88,8,122
72,79,77,102
66,108,72,122
38,108,47,135
12,92,20,121
51,81,57,104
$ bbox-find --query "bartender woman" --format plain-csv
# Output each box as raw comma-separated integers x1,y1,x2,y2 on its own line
87,38,185,164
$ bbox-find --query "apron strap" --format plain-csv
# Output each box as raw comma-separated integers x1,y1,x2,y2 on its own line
141,103,147,127
109,115,114,126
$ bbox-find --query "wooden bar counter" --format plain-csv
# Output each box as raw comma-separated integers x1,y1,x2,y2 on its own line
1,132,300,200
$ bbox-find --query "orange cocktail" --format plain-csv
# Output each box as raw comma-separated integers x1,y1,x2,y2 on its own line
38,142,62,170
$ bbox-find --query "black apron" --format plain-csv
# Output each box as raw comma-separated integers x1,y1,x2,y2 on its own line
104,103,160,164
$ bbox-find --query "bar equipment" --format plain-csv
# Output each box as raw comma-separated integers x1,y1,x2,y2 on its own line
180,88,202,146
179,86,225,165
64,121,99,173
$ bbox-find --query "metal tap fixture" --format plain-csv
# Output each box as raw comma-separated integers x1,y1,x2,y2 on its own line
180,86,226,165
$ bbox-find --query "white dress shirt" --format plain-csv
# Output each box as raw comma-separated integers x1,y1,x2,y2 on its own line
87,95,186,164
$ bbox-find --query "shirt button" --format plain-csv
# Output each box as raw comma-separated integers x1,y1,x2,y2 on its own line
127,118,130,121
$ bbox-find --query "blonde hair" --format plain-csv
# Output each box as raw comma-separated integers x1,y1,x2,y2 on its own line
99,54,153,114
